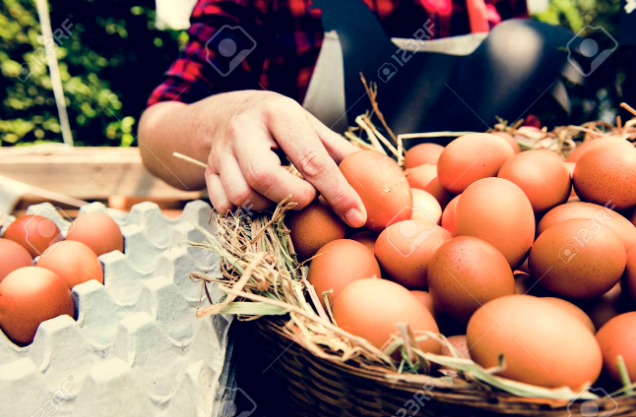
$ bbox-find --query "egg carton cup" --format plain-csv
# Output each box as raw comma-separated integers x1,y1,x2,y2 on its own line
0,201,235,417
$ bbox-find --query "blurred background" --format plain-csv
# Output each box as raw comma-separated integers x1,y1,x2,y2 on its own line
0,0,186,147
0,0,631,147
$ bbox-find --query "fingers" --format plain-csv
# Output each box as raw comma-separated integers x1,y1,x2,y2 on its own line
208,95,367,228
266,102,367,227
231,117,317,208
205,170,232,215
217,151,272,212
305,111,359,162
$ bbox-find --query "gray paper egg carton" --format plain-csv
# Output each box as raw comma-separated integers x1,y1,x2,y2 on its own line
0,201,235,417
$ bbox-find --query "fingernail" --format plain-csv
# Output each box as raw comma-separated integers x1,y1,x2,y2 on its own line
344,208,366,228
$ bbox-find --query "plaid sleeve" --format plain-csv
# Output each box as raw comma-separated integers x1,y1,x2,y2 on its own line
147,0,271,106
486,0,528,23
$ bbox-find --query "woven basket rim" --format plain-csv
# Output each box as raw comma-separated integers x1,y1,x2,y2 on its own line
255,317,636,412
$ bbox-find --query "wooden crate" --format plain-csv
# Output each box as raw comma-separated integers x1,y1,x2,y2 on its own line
0,145,204,215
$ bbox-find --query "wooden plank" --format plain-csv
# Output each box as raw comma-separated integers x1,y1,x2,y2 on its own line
11,195,188,218
0,145,204,200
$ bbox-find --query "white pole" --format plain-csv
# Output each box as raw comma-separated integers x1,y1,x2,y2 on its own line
34,0,74,146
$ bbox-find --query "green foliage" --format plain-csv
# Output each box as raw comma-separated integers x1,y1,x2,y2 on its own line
534,0,621,32
0,0,184,146
532,0,633,125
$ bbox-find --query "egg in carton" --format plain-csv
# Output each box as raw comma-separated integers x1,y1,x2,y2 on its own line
0,201,235,417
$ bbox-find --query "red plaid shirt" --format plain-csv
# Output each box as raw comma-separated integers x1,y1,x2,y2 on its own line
148,0,527,107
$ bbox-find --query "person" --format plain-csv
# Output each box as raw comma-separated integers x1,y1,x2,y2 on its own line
138,0,527,228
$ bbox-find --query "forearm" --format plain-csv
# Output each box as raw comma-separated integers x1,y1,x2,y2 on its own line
138,90,366,226
138,100,210,190
138,90,277,190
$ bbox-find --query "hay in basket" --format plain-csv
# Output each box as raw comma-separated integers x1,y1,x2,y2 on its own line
185,80,636,417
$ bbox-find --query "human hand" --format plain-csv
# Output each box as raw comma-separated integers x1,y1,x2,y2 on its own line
204,91,367,227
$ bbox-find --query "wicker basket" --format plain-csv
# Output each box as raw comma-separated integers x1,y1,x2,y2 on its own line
252,318,636,417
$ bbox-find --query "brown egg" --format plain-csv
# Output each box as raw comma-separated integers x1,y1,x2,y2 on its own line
406,164,438,190
404,143,444,168
410,189,442,225
541,297,595,333
348,231,377,253
566,137,631,163
411,290,435,318
497,150,571,213
0,266,74,346
437,133,514,194
428,236,515,326
467,295,602,389
423,177,452,209
529,219,625,299
440,335,470,364
308,239,380,308
3,215,63,257
573,144,636,210
579,284,629,330
375,220,452,289
538,201,636,251
286,199,346,260
491,131,520,154
37,241,104,288
0,238,33,283
66,212,124,256
333,278,441,354
441,195,460,236
596,312,636,384
622,247,636,303
455,178,535,268
340,150,412,232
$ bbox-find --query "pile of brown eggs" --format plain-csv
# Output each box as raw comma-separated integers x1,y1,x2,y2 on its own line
0,213,123,345
287,132,636,391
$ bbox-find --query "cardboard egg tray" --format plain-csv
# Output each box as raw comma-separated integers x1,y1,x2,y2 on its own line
0,201,235,417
